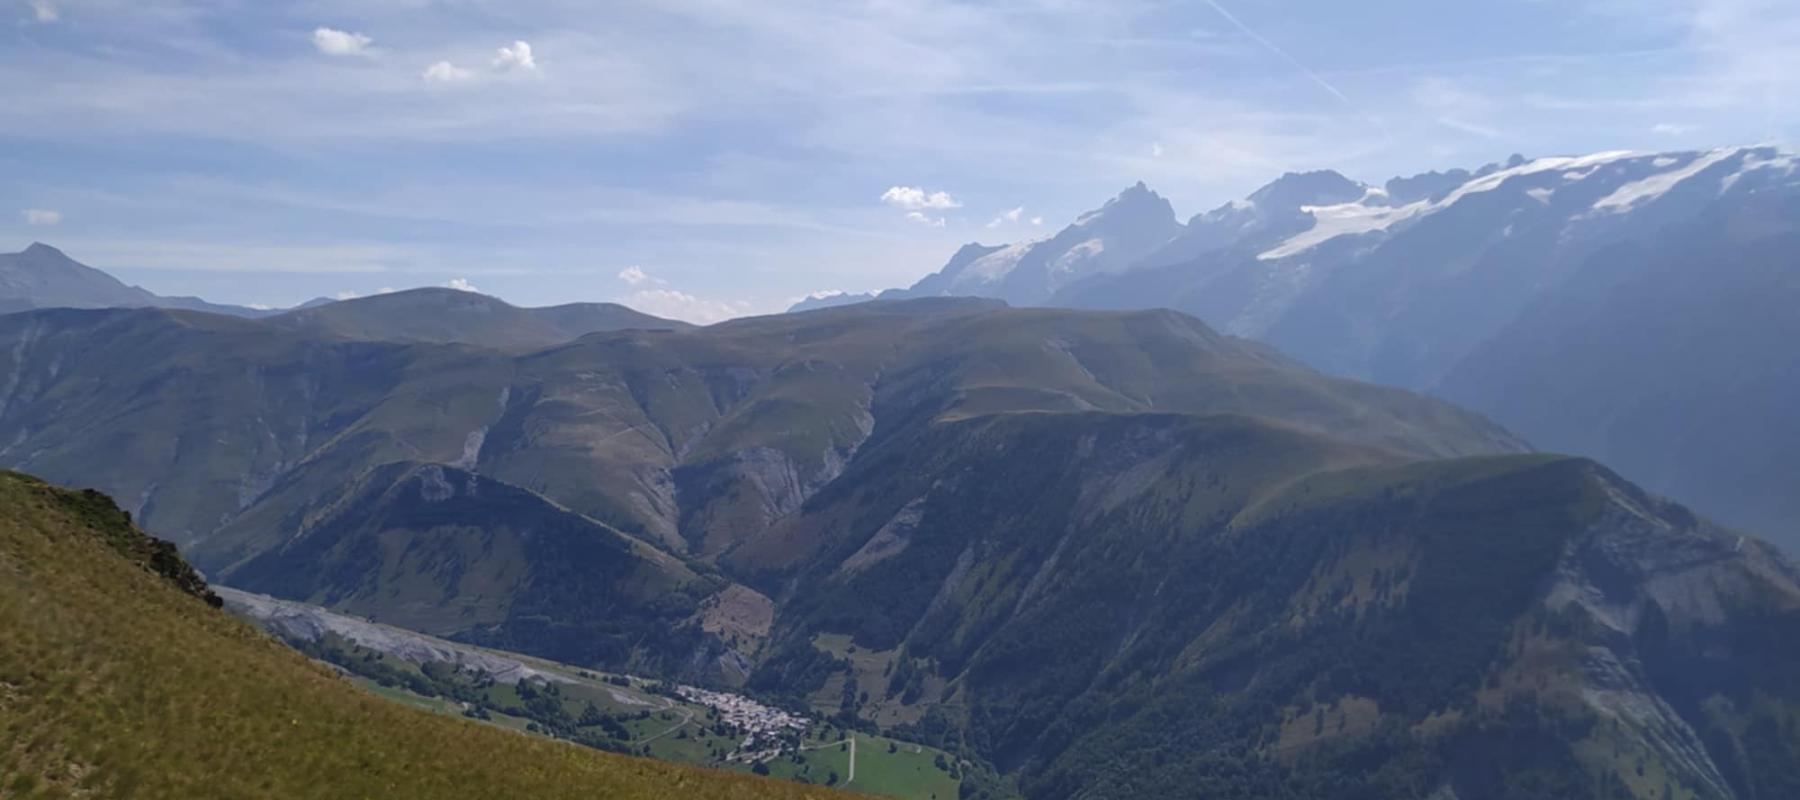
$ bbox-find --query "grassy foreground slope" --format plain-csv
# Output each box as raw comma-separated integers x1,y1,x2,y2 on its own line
0,471,841,800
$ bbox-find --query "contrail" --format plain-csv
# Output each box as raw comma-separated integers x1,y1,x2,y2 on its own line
1204,0,1394,141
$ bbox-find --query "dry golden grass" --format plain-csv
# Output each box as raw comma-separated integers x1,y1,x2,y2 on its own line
0,472,846,800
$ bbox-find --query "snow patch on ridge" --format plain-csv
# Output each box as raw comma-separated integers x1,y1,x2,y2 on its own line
1257,202,1423,260
1051,238,1105,275
1719,148,1800,193
958,239,1040,285
1258,151,1640,260
1591,148,1738,214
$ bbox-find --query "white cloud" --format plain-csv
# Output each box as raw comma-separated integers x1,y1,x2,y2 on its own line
986,206,1025,228
880,186,960,211
904,210,946,227
623,288,747,325
493,41,537,72
1150,142,1165,158
21,208,61,226
312,27,373,57
247,303,272,311
424,43,534,85
1652,122,1695,135
27,0,54,23
335,290,361,300
617,265,650,285
422,61,472,83
445,277,480,292
1030,216,1045,226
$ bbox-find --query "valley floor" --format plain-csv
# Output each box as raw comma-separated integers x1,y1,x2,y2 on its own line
221,587,967,800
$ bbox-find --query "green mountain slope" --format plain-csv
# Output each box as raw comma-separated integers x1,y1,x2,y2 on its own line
0,306,516,546
742,414,1800,799
265,287,688,350
0,301,1523,674
14,299,1795,797
0,471,844,800
221,461,736,674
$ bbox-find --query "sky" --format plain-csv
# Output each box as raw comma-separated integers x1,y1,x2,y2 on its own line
1,0,1795,321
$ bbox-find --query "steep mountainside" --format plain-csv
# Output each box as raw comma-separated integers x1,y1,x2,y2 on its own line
266,286,688,349
0,300,1519,683
0,243,272,317
844,147,1800,548
885,183,1182,306
4,295,1798,797
0,306,514,546
742,418,1800,799
220,461,727,674
1435,194,1800,545
0,470,841,799
1053,147,1798,388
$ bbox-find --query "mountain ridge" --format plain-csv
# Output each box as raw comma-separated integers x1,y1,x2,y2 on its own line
0,242,277,318
812,145,1800,549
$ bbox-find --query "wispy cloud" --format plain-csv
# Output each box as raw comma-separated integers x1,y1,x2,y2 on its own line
617,265,650,285
622,288,747,324
1436,117,1505,139
21,208,62,227
986,206,1025,228
1202,0,1391,140
27,0,55,23
445,277,480,292
7,0,1798,314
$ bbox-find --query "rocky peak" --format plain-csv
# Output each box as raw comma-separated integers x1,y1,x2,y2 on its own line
1246,170,1368,210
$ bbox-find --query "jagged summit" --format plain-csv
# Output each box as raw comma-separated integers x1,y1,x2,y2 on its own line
1245,169,1368,209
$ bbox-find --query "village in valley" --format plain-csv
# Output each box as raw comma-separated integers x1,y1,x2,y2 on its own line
674,684,811,757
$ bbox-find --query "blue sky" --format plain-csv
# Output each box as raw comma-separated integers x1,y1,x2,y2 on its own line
1,0,1794,320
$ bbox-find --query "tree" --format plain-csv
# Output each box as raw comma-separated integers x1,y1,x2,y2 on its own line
752,761,771,776
578,702,605,727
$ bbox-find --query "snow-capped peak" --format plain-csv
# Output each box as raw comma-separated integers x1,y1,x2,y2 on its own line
1256,150,1655,260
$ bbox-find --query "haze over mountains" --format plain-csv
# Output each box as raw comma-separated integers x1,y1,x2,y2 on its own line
0,242,277,318
266,286,688,349
4,285,1800,797
5,145,1800,799
803,146,1800,550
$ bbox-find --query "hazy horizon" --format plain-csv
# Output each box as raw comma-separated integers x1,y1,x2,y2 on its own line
3,0,1795,319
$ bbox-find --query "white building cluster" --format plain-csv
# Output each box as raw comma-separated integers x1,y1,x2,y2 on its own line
674,684,809,753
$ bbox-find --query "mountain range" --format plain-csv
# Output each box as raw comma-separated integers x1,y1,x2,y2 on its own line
7,147,1800,799
3,289,1799,798
813,146,1800,550
0,242,280,318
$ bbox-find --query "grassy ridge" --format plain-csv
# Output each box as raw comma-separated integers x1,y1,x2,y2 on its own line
0,471,844,800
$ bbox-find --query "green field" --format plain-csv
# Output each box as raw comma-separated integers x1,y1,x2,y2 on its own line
296,626,970,799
